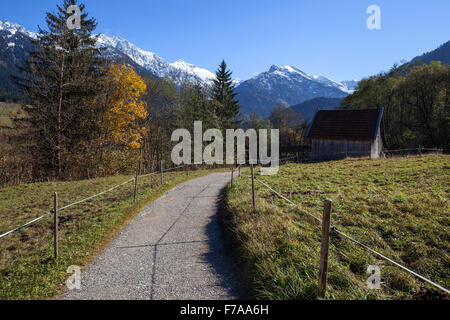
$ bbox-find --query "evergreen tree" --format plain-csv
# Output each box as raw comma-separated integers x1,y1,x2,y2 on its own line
180,84,220,130
15,0,106,179
212,60,240,128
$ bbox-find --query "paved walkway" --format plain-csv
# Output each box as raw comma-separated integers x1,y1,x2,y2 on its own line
59,172,242,300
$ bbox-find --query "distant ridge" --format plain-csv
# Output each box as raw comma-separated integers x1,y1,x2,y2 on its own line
289,97,344,123
411,40,450,65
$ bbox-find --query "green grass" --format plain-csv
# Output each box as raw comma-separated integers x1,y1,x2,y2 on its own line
222,154,449,300
0,168,221,300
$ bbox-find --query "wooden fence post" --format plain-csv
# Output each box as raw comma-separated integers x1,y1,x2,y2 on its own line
53,192,58,260
251,164,256,211
239,165,241,176
160,160,164,185
318,198,332,297
186,165,188,176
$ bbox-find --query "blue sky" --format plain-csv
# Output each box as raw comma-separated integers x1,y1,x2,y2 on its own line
1,0,449,81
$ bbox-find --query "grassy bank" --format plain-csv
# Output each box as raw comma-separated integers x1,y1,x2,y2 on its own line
0,168,219,299
222,155,449,300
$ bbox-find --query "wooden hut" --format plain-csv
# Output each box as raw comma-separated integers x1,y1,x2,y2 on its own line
306,108,384,161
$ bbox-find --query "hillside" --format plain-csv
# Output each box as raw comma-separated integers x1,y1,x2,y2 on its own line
393,40,450,76
223,155,449,299
289,97,344,123
0,28,36,97
0,168,221,299
412,40,450,65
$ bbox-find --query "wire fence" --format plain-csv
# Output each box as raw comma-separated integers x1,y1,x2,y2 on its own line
235,159,449,296
0,164,189,241
0,157,299,242
1,150,446,295
307,147,443,162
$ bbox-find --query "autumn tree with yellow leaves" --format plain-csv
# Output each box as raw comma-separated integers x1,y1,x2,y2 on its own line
99,64,148,150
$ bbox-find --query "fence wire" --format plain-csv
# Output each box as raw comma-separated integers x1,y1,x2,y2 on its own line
239,166,450,295
0,164,189,240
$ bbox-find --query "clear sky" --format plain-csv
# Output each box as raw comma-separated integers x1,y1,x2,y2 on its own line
1,0,449,81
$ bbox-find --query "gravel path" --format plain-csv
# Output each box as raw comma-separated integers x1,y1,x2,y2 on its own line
59,172,242,300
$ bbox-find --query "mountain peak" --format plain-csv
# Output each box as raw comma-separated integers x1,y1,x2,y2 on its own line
237,64,351,117
269,64,297,72
171,59,195,68
0,19,37,39
267,64,311,79
170,60,215,84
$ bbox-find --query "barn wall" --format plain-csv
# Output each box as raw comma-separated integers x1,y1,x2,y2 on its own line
311,139,373,162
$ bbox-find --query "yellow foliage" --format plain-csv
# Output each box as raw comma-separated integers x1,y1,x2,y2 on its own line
99,64,148,149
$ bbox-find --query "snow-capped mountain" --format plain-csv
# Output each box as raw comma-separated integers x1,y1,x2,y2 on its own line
96,34,215,86
0,20,37,39
0,19,357,116
0,20,215,89
236,65,350,117
0,20,38,94
170,60,216,85
312,75,349,92
341,80,359,93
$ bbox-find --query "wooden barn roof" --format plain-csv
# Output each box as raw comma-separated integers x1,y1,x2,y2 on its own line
306,108,383,141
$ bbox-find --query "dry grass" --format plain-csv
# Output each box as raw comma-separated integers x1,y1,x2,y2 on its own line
0,168,222,300
0,102,26,128
222,154,449,300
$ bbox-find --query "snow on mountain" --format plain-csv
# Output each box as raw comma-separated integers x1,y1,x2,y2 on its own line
0,19,359,116
0,20,37,39
232,78,241,86
170,60,215,84
312,75,349,92
0,20,216,87
267,65,313,81
236,65,351,117
96,34,215,86
341,80,359,93
96,34,171,77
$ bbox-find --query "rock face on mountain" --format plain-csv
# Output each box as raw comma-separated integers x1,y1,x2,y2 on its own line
0,20,216,95
235,65,350,117
289,97,344,123
96,34,215,86
0,21,37,94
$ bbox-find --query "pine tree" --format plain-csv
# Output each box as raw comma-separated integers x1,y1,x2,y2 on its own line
180,84,220,130
15,0,106,179
212,60,240,128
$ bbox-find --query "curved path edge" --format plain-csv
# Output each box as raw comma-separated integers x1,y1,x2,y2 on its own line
59,172,243,300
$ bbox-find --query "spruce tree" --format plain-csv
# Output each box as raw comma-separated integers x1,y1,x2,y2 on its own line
212,60,241,128
180,84,220,130
16,0,106,179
